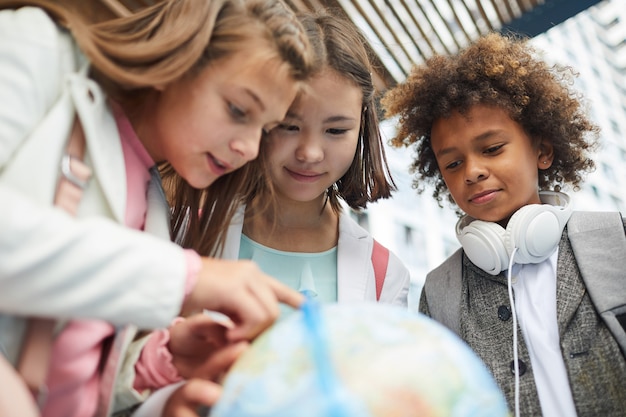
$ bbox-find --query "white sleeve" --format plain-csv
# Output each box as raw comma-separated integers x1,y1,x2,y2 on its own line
0,8,187,329
0,184,187,329
0,7,66,166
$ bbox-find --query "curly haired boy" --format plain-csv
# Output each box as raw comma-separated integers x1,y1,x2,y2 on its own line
382,32,626,417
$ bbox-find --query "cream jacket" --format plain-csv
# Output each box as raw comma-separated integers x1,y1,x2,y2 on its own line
0,7,188,415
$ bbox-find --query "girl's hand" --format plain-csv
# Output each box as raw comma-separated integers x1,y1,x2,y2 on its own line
183,258,304,342
162,379,221,417
168,313,248,380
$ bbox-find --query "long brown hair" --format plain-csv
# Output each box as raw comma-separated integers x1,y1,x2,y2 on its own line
1,0,235,88
248,8,397,221
1,0,315,255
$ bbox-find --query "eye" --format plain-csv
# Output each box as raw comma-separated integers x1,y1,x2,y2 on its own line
276,123,299,132
327,128,349,136
444,160,461,170
484,144,504,154
228,102,246,120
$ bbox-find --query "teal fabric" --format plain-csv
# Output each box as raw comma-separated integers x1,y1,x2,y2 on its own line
239,235,338,318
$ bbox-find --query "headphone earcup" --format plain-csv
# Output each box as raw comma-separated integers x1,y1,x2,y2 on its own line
456,219,509,275
505,204,565,264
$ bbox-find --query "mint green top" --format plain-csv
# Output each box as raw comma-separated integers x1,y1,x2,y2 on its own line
239,234,338,318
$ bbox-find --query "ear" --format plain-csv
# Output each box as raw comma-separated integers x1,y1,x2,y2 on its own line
537,140,554,170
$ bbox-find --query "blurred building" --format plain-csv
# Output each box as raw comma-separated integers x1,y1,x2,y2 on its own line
353,0,626,309
531,0,626,212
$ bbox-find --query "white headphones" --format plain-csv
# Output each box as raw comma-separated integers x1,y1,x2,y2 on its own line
455,191,573,275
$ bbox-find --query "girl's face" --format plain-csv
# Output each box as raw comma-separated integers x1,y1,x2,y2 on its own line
430,104,553,226
266,68,362,204
141,46,299,189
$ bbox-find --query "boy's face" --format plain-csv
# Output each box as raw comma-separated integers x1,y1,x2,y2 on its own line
430,104,553,226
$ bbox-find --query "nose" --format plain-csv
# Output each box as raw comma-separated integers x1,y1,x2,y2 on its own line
230,130,261,162
295,133,324,163
464,158,488,184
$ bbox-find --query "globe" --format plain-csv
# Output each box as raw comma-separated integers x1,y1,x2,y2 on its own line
210,302,510,417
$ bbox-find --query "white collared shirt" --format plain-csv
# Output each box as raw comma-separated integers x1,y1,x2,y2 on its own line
511,250,577,417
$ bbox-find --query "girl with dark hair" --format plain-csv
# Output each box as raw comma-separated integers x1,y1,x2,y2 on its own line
218,9,410,315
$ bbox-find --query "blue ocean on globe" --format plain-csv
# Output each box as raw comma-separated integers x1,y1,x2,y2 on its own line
210,301,510,417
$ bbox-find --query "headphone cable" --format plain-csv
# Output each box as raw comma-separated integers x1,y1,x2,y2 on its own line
507,247,520,417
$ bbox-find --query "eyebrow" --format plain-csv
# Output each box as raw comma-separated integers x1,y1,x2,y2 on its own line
323,115,357,124
435,129,502,158
282,111,357,124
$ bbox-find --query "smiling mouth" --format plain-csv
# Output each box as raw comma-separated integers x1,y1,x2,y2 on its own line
469,190,498,204
285,168,322,182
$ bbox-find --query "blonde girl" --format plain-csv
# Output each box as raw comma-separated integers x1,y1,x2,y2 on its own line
0,0,314,415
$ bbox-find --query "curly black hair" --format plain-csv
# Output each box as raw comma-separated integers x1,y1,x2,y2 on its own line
381,32,599,211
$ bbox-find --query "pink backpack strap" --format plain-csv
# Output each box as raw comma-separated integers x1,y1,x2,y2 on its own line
16,118,91,408
371,239,390,301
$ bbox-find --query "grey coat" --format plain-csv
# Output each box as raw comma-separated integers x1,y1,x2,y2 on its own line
419,228,626,416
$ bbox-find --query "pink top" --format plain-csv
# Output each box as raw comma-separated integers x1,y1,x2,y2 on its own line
42,104,200,417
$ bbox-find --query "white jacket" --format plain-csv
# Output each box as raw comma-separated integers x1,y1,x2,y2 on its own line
222,207,410,307
0,5,186,331
0,7,188,414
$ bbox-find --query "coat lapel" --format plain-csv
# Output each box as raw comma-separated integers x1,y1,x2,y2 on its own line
70,74,126,224
143,167,171,240
336,214,371,302
555,233,586,336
